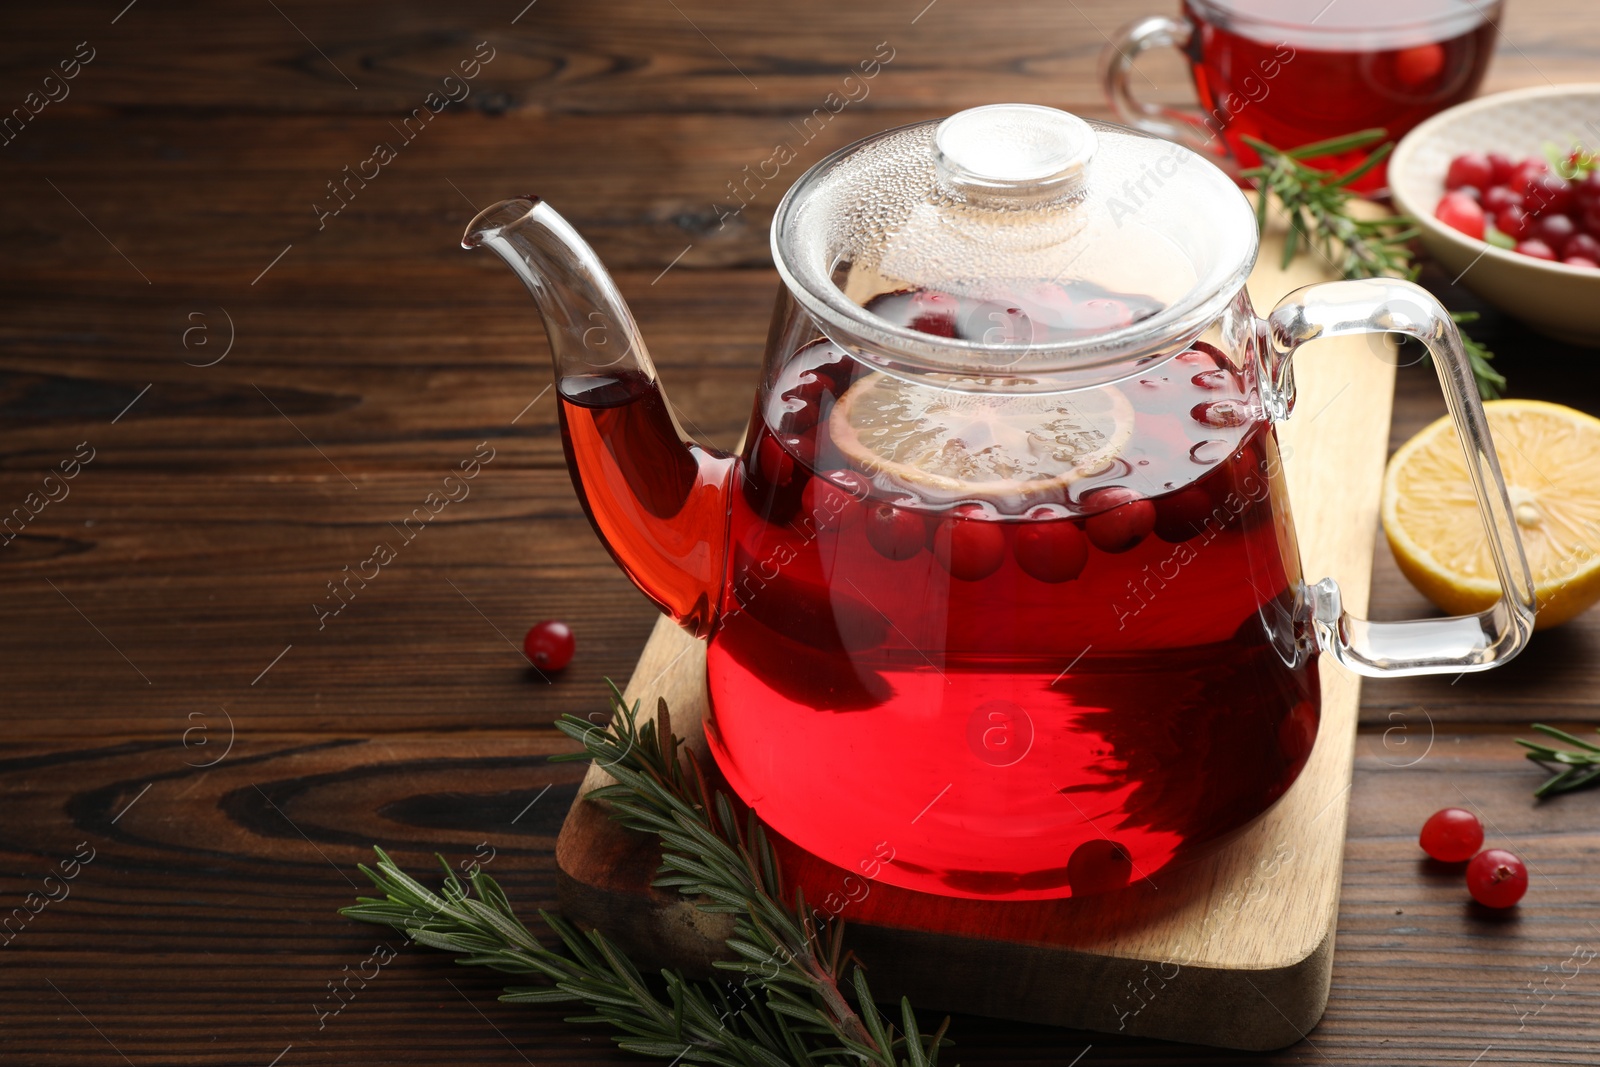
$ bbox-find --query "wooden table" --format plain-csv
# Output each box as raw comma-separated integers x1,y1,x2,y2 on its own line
3,2,1598,1063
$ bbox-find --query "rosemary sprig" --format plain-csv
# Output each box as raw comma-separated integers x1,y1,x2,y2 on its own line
343,687,952,1066
1241,129,1505,398
1515,723,1600,797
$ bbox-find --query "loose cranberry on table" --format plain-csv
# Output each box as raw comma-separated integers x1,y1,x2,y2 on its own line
524,620,575,671
1466,848,1529,909
1418,807,1484,863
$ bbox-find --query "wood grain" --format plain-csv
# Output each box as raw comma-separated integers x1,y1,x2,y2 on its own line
2,731,1598,1064
5,0,1600,1063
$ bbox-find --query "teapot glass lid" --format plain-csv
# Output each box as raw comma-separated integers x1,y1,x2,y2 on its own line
771,104,1260,388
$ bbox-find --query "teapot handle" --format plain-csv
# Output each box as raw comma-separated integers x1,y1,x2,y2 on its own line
1265,278,1537,677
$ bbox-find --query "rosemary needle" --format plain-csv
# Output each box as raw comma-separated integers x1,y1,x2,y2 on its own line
1242,129,1506,399
1517,723,1600,798
344,687,953,1066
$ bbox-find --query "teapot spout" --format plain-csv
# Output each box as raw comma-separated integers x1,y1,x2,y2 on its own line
464,198,734,638
462,196,658,391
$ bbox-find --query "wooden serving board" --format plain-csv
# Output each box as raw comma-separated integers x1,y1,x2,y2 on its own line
556,210,1396,1051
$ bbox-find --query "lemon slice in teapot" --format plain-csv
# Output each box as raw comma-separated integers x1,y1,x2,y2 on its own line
829,371,1135,505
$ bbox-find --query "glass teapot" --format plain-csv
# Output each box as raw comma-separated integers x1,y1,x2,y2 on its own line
464,104,1535,901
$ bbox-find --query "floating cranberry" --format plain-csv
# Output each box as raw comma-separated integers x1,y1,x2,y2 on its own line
1434,190,1485,240
1494,204,1532,240
865,502,926,561
1565,256,1600,270
1516,238,1558,261
1584,203,1600,237
1082,487,1156,554
932,506,1008,581
778,374,827,434
524,620,575,671
801,470,868,531
1392,42,1445,88
1015,510,1089,582
1066,838,1134,897
757,433,796,486
1481,184,1520,214
809,343,855,391
1419,807,1484,863
1153,486,1215,543
1466,848,1528,909
1445,152,1494,192
1217,441,1268,508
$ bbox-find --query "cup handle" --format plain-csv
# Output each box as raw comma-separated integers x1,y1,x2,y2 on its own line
1102,16,1226,161
1265,278,1537,677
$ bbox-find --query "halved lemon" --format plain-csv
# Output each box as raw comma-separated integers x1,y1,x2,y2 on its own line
1382,399,1600,630
829,372,1135,504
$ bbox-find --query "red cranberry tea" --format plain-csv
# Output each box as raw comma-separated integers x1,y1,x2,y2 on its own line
693,284,1318,900
1184,0,1497,192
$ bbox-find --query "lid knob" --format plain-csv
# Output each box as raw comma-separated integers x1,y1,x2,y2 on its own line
934,103,1098,198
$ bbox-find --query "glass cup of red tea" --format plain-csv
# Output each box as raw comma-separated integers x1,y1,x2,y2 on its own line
1104,0,1502,193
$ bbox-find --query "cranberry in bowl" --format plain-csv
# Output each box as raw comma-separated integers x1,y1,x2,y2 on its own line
1389,84,1600,347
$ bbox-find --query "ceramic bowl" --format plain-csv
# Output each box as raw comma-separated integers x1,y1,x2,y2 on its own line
1389,84,1600,347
